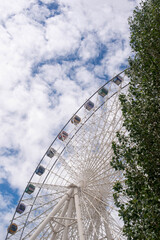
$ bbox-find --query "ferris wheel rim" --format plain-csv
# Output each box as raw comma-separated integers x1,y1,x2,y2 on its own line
6,68,128,240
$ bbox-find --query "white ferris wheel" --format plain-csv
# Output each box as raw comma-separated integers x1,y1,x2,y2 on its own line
6,70,129,240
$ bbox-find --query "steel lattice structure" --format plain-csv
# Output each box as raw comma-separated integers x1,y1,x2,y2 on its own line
6,70,129,240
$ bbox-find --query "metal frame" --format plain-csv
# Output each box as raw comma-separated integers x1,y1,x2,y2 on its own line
6,70,129,240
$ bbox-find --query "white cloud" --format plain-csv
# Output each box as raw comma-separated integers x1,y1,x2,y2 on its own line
45,14,81,57
0,0,35,21
26,3,51,23
0,192,15,239
78,34,99,61
0,0,141,236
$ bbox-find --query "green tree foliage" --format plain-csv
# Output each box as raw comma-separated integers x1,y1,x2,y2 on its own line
110,0,160,239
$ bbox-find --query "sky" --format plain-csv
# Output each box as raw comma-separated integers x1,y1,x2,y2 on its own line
0,0,141,238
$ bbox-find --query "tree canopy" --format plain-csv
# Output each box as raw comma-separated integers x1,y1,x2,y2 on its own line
111,0,160,239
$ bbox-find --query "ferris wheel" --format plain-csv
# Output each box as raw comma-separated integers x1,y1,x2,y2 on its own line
6,70,129,240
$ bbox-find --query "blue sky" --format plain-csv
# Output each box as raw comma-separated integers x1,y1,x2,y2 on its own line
0,0,141,238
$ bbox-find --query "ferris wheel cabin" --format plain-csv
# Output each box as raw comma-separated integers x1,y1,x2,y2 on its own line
8,223,18,235
113,75,123,85
58,131,68,141
16,203,26,214
84,100,94,111
98,87,108,97
25,184,35,194
71,115,81,125
35,165,45,176
47,147,56,158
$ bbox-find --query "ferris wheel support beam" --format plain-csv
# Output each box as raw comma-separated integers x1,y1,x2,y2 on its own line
62,196,74,240
50,197,70,240
74,187,85,240
30,188,73,240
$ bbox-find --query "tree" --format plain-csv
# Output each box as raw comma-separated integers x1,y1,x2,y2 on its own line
110,0,160,239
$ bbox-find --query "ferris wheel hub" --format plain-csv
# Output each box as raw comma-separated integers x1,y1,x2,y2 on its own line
78,180,86,188
67,183,77,188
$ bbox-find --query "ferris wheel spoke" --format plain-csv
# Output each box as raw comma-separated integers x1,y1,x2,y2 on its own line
87,160,113,184
61,147,84,178
82,191,114,240
82,190,108,206
88,105,122,172
45,167,75,185
106,214,123,236
88,173,122,191
88,168,122,186
82,116,107,171
85,127,119,174
30,182,68,191
85,97,119,170
82,192,111,227
58,156,79,178
87,122,122,179
82,191,108,239
90,88,121,140
87,159,112,182
81,195,100,239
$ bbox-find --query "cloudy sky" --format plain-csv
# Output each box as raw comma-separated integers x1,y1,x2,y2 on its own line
0,0,141,238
